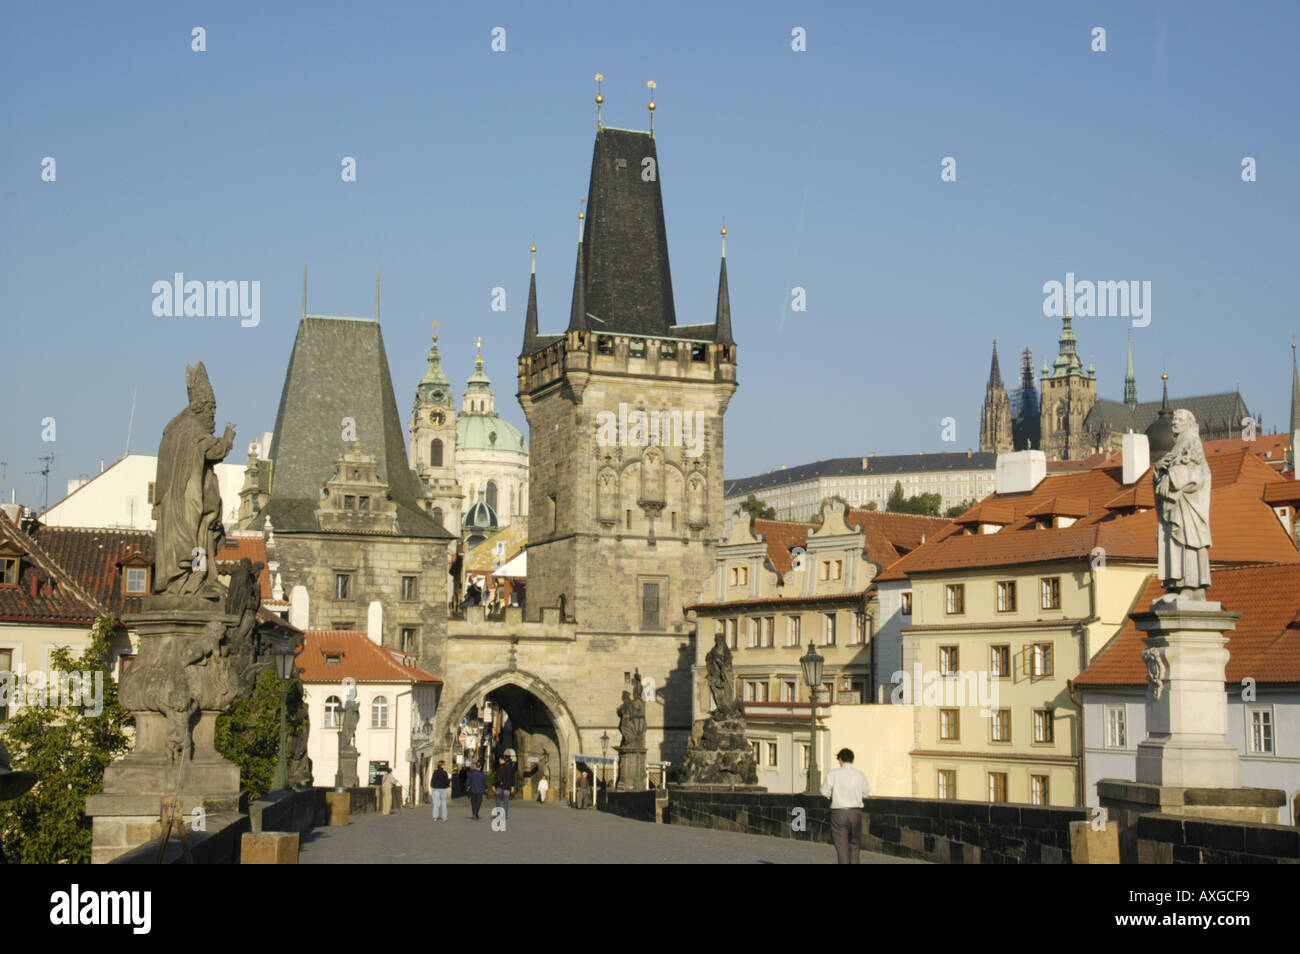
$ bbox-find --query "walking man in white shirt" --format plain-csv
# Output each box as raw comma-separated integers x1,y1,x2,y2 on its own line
820,747,869,864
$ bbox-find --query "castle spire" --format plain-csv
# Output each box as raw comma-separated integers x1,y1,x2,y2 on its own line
1124,335,1138,409
416,320,451,407
987,341,1004,389
522,243,539,354
714,227,733,345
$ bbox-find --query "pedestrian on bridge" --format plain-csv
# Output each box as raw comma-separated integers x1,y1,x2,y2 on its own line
467,761,487,819
431,761,450,821
495,755,516,820
820,748,869,864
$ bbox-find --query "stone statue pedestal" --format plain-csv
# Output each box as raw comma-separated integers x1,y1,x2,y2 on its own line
1132,598,1241,788
1098,597,1284,862
335,749,360,790
616,745,646,791
85,607,246,863
680,705,759,787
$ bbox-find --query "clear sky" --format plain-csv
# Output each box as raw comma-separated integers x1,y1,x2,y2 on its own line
3,1,1298,508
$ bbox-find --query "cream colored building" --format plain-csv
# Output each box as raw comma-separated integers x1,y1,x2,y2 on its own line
724,451,996,529
688,498,947,792
883,442,1300,806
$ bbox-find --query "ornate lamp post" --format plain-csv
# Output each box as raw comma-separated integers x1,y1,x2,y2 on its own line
600,730,610,791
799,641,825,795
271,634,297,791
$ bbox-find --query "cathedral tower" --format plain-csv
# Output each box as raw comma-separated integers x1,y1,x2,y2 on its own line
978,342,1014,454
1038,312,1098,460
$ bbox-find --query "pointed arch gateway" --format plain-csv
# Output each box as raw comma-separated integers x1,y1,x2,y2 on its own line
438,668,582,789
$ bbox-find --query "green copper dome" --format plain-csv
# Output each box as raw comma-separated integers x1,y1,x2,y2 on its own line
456,413,527,454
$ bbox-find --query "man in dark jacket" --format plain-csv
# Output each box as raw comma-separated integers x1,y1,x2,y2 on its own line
467,761,487,819
430,761,451,821
495,756,516,822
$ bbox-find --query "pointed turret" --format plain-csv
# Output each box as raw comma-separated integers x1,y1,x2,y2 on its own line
567,213,588,332
1124,336,1138,409
416,323,452,408
1147,373,1175,459
464,337,496,415
714,228,733,344
522,244,539,354
980,340,1013,454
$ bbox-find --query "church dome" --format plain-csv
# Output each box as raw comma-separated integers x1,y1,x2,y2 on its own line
464,490,498,533
456,414,527,455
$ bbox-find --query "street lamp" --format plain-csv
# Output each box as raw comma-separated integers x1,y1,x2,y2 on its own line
600,730,610,794
271,633,297,792
799,641,825,795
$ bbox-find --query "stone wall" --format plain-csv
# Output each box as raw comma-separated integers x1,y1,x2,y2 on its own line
603,790,659,822
665,789,1086,863
249,787,328,834
1137,813,1300,864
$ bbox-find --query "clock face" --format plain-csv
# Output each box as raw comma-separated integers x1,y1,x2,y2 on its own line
430,410,446,426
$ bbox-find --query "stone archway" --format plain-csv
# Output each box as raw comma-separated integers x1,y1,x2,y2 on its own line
438,669,581,795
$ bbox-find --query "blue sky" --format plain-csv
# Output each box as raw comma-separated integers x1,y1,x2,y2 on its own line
3,1,1298,507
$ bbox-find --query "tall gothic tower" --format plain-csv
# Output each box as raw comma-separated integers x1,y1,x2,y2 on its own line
517,125,737,633
408,324,463,534
1038,312,1097,460
978,341,1013,454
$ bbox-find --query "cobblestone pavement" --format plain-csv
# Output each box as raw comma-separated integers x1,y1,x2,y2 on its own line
299,798,925,864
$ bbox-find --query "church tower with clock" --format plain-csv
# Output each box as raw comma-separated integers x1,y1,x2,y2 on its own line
409,323,464,534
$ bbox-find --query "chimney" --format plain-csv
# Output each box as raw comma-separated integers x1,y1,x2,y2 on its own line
861,457,869,471
99,459,105,473
367,599,384,645
995,450,1047,495
1122,431,1150,486
289,584,310,630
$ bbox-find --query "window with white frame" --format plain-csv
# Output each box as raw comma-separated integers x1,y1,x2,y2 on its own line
823,612,837,646
1033,709,1054,743
991,709,1011,742
767,742,778,767
1030,774,1049,806
996,580,1017,613
937,769,956,799
1105,705,1127,748
324,695,341,728
781,679,797,702
371,695,389,729
786,615,801,647
1029,642,1054,678
990,644,1010,678
1248,706,1275,755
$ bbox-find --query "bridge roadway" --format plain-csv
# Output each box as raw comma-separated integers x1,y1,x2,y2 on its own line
299,797,923,864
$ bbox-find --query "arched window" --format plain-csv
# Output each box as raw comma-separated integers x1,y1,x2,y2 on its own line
431,439,443,468
324,695,342,728
433,507,444,526
371,695,389,729
486,480,498,511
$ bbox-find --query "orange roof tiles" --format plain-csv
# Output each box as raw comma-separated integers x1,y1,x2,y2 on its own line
751,519,816,575
1076,564,1300,687
877,450,1299,580
298,630,441,685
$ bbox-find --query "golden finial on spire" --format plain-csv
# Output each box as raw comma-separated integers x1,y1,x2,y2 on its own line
720,220,727,258
647,80,656,136
531,237,537,275
595,73,604,129
431,320,439,344
578,199,586,241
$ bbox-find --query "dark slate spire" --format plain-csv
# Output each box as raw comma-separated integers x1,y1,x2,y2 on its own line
566,217,587,332
522,244,539,353
714,228,733,344
987,341,1004,389
256,315,450,538
576,127,675,336
1147,373,1175,459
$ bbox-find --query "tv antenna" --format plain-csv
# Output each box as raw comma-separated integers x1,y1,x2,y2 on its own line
27,455,54,513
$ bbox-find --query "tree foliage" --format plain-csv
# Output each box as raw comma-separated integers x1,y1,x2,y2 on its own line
886,481,943,517
214,666,307,801
0,617,129,864
945,499,977,518
734,494,776,520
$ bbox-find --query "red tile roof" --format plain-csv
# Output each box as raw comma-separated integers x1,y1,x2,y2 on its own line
0,515,107,623
750,510,948,576
750,519,817,575
217,535,275,602
14,523,154,619
877,451,1299,580
1076,564,1300,687
298,630,441,685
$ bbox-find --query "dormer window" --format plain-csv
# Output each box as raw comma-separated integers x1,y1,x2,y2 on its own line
124,567,149,594
324,653,342,665
0,557,17,586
